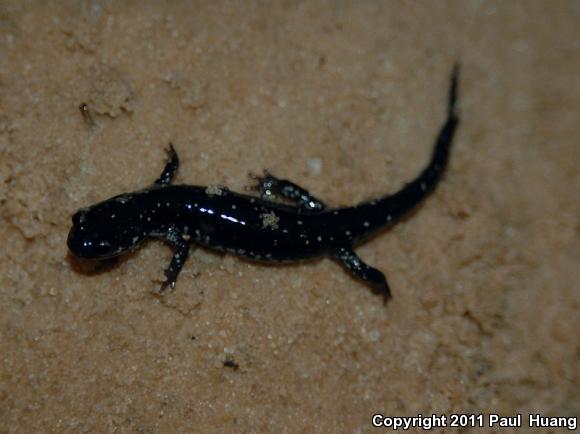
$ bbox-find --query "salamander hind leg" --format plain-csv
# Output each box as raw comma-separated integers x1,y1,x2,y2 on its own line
154,143,180,186
248,170,326,211
336,247,391,304
157,226,191,292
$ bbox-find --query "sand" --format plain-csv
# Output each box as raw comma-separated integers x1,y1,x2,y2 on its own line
1,1,578,433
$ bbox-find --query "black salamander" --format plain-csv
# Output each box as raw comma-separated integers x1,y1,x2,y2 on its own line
67,66,460,303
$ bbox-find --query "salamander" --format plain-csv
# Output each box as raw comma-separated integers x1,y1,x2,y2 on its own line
67,66,460,303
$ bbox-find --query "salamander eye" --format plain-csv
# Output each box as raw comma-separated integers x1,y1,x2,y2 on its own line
72,212,83,226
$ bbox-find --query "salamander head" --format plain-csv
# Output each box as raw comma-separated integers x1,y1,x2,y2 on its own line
67,194,144,260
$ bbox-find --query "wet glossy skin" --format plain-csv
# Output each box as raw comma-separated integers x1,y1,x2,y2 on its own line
68,67,460,302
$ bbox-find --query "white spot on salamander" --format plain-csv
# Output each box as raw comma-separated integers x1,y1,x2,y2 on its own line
205,185,224,196
363,221,370,227
115,195,132,204
260,211,280,230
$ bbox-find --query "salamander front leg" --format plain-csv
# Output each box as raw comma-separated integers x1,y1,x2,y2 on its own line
158,226,191,292
154,143,179,186
248,171,326,211
336,247,391,304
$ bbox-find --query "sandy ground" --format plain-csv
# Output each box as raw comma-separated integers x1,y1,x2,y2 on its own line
1,1,578,433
